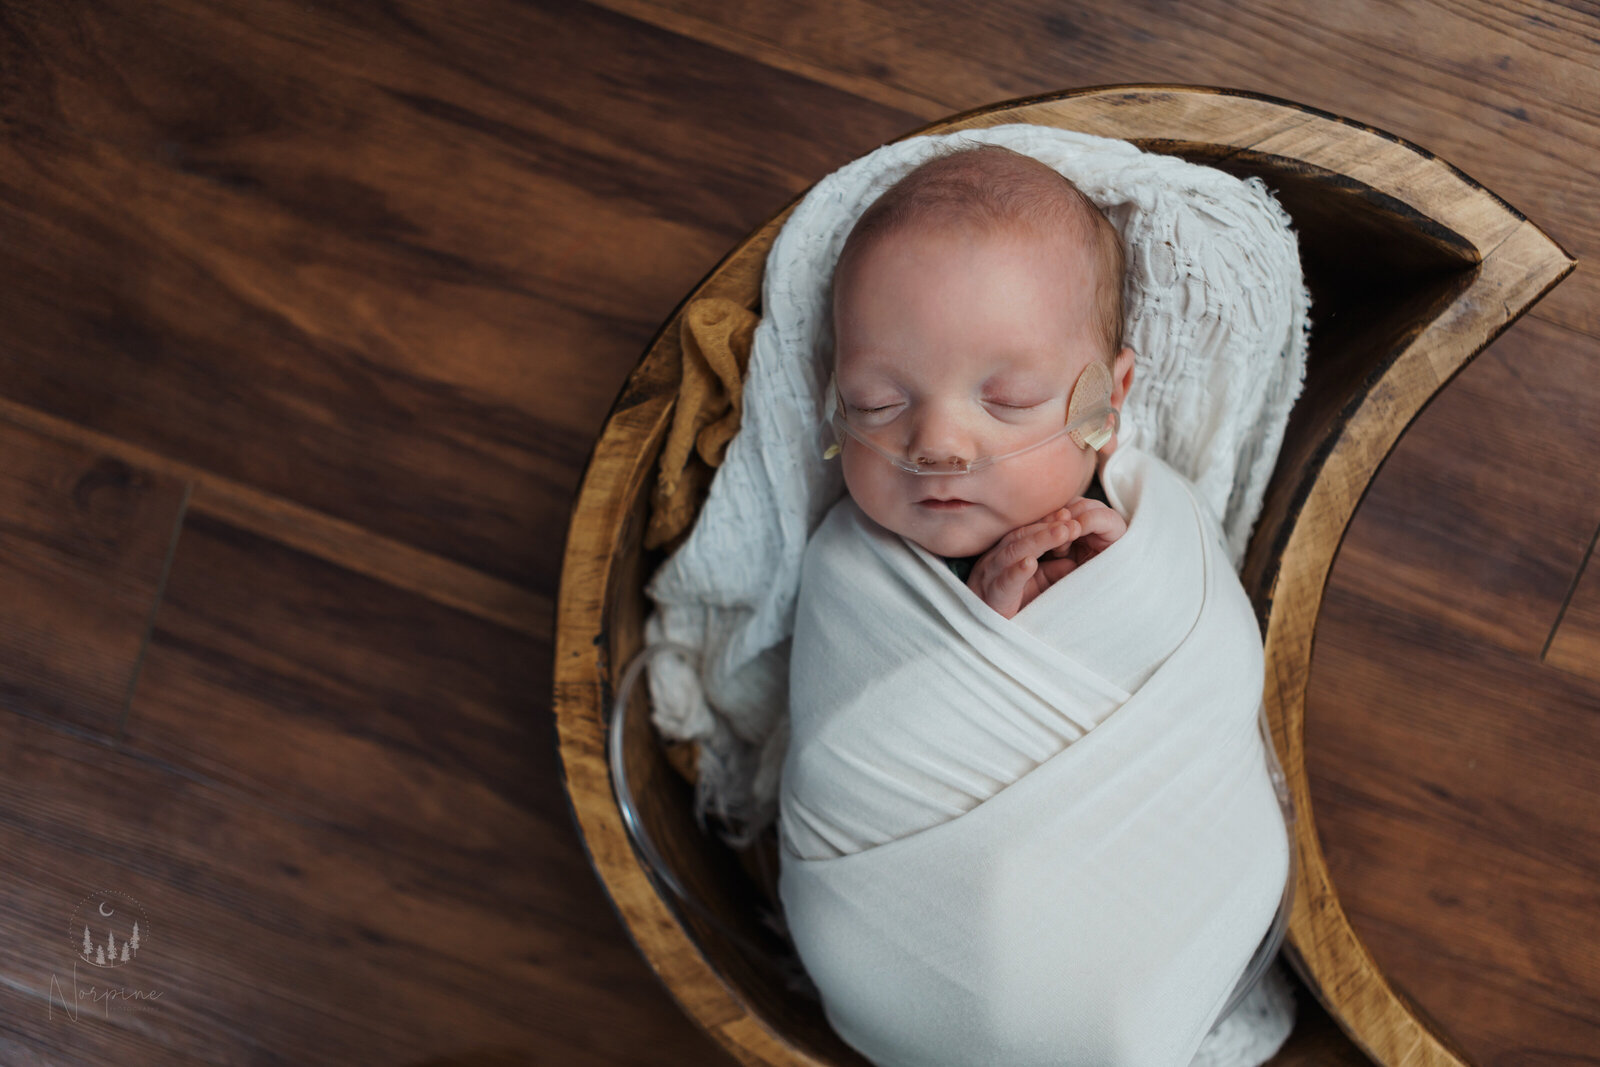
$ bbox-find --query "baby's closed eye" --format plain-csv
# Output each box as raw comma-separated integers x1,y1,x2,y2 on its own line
982,396,1061,422
984,397,1046,410
848,401,905,422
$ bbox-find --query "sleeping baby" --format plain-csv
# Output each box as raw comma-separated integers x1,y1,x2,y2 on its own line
777,146,1292,1066
824,145,1134,619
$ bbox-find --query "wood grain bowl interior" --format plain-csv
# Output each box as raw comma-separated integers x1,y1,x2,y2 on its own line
554,86,1574,1067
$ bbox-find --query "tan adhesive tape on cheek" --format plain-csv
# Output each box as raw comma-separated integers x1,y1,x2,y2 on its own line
1067,361,1115,450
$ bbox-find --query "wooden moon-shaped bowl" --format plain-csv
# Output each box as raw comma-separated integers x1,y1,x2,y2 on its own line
553,86,1575,1067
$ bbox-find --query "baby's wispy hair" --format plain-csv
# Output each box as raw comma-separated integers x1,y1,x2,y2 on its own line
834,142,1127,359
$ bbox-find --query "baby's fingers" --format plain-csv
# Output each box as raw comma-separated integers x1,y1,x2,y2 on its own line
972,554,1035,618
1068,502,1128,552
1000,514,1076,554
1038,555,1078,584
1010,515,1078,559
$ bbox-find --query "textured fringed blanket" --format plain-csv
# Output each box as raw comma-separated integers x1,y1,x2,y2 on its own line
778,447,1290,1067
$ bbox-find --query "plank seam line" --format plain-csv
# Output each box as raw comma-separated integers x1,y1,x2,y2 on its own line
579,0,946,119
1522,306,1595,345
115,480,191,747
0,396,544,639
1541,517,1599,662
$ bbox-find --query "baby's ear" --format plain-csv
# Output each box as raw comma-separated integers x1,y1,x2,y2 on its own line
1110,346,1136,409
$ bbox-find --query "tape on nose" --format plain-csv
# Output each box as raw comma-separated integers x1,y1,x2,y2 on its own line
1067,361,1114,450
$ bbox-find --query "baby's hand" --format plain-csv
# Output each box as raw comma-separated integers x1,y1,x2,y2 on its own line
965,500,1128,619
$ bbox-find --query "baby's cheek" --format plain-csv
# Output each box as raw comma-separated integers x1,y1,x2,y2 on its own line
841,453,898,526
998,457,1088,523
839,451,868,506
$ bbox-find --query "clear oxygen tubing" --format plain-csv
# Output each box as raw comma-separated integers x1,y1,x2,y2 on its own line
608,641,819,997
827,398,1120,475
821,370,1120,475
609,641,1299,1017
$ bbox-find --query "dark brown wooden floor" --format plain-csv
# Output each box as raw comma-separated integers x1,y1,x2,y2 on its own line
0,2,1594,1064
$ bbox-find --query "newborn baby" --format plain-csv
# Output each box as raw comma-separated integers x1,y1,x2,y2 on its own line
827,145,1136,617
778,145,1291,1067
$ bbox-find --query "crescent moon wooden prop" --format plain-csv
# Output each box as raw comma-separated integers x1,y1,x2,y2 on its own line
554,86,1575,1067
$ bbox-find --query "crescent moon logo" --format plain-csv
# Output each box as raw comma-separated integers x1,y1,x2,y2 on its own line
70,889,150,969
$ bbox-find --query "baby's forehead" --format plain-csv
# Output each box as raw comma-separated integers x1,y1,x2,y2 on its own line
840,211,1100,292
834,214,1106,332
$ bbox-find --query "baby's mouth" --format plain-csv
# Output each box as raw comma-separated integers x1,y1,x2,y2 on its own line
917,497,974,510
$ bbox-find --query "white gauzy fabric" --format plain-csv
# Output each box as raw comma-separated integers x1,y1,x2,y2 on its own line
644,124,1308,843
778,447,1291,1067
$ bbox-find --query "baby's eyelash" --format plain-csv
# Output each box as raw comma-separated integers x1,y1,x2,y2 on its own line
847,399,1045,413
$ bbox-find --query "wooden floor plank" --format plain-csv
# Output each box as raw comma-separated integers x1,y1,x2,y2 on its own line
0,521,735,1066
0,416,187,739
1544,524,1600,681
578,0,952,120
0,0,918,597
0,395,548,639
118,510,559,845
0,981,220,1067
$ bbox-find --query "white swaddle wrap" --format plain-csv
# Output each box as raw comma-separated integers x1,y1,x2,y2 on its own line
779,446,1290,1066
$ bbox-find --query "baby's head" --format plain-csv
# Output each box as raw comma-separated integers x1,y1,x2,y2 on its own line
829,144,1136,558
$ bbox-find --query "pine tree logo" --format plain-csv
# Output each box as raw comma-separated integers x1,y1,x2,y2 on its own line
69,890,150,969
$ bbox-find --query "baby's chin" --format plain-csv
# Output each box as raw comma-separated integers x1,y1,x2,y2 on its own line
901,523,1003,560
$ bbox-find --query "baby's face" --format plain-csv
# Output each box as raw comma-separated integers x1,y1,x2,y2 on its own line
833,223,1112,559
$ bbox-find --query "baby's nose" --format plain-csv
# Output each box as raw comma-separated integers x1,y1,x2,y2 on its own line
906,402,979,467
